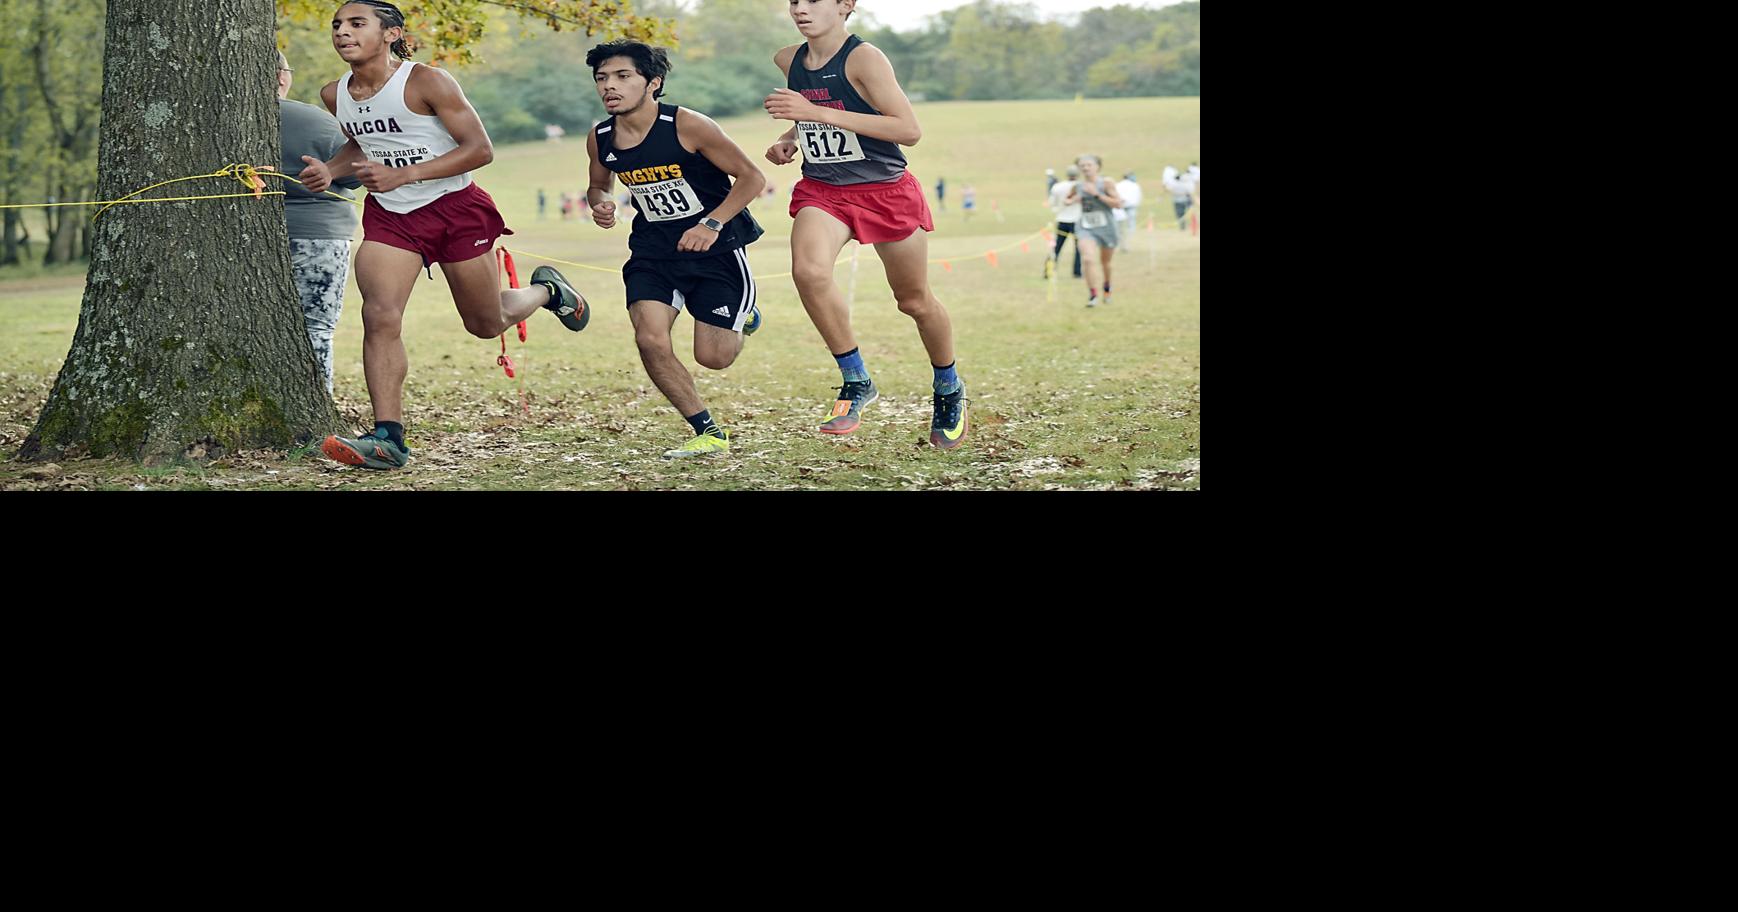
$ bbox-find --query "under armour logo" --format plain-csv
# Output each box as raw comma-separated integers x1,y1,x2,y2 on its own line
357,105,371,113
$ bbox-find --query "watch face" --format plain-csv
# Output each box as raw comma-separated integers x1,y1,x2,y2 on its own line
702,218,723,230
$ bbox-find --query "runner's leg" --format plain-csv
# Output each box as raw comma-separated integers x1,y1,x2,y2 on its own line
790,206,857,354
353,240,423,423
1078,237,1104,297
631,300,706,417
441,249,554,338
872,229,954,368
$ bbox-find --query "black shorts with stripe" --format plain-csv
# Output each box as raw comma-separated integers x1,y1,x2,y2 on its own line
623,247,757,332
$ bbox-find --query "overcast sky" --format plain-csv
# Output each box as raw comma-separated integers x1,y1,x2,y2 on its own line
850,0,1188,32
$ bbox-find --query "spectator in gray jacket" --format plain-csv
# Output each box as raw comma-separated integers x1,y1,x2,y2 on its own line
278,50,361,393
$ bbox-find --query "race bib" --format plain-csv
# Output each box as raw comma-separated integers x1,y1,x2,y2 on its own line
368,147,430,182
628,177,704,223
1080,210,1110,229
798,121,866,164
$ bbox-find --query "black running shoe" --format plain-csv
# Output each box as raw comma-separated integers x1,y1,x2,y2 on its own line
532,265,589,331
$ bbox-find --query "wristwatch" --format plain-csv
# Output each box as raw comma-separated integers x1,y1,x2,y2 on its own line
699,217,724,231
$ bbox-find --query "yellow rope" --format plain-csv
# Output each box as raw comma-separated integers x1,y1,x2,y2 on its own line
5,162,1073,277
93,163,273,219
0,164,361,217
507,225,1054,280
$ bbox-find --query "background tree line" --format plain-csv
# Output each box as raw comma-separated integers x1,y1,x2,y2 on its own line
441,0,1201,145
0,0,1199,268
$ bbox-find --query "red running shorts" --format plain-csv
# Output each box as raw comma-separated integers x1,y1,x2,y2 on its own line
362,182,514,266
789,170,934,244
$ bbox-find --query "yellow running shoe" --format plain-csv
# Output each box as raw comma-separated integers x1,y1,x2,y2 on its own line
663,427,730,459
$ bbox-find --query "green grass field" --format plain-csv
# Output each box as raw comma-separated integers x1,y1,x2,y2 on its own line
0,96,1199,490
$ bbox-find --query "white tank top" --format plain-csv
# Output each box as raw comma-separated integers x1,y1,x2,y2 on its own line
336,61,471,213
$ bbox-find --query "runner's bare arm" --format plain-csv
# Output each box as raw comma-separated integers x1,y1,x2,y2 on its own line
300,81,367,192
1084,182,1124,208
764,43,920,146
766,45,801,163
585,128,618,229
675,108,766,252
352,65,494,193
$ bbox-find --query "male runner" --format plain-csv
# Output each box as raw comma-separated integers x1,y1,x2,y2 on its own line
586,41,766,458
765,0,968,449
298,1,590,469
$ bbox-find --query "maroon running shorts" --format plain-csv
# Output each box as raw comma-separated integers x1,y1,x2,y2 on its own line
789,170,934,244
362,182,514,266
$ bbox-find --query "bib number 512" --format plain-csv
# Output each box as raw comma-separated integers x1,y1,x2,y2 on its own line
799,122,864,162
805,130,848,158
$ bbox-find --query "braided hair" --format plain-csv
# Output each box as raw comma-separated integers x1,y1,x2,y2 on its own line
343,0,414,59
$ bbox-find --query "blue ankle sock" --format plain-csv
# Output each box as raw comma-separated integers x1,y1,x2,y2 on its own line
374,421,404,449
685,410,718,437
933,361,961,395
834,347,870,383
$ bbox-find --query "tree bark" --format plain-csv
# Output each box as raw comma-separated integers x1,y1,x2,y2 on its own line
20,0,339,463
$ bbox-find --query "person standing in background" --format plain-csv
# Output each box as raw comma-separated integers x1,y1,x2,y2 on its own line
1114,171,1141,245
1163,164,1195,230
277,49,361,394
1045,164,1082,280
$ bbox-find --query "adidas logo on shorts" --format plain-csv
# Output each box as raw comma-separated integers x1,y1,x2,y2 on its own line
712,306,731,316
606,153,618,162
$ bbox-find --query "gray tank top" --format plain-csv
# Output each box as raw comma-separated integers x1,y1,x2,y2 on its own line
1077,179,1117,232
784,35,907,185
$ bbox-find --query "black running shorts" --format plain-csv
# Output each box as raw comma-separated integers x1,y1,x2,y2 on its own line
623,248,757,331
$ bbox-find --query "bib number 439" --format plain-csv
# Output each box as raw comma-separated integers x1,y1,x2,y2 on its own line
629,178,704,223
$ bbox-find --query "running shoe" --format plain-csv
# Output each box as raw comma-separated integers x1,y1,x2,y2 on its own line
532,265,589,331
321,427,411,469
664,427,730,459
742,302,762,337
930,381,969,450
819,378,878,435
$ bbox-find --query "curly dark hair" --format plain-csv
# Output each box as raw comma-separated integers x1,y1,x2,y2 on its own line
339,0,413,59
585,41,671,99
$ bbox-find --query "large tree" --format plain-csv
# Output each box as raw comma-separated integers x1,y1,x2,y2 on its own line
20,0,336,463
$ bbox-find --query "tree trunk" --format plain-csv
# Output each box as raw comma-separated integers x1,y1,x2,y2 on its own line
20,0,338,463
